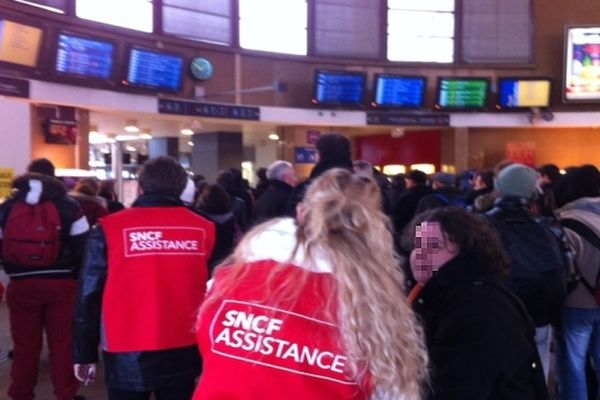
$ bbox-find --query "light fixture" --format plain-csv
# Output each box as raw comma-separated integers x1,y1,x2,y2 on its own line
268,133,280,141
180,128,194,136
126,145,137,152
382,165,406,175
139,132,152,140
124,120,140,133
115,134,141,141
410,164,436,175
187,141,194,146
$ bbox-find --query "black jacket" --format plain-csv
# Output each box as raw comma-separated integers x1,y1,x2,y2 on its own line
252,179,293,225
413,253,548,400
392,184,432,235
415,186,466,214
73,194,204,391
0,173,89,279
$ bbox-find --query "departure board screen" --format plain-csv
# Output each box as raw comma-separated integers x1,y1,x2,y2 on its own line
373,75,426,108
55,33,115,80
435,78,490,110
0,19,43,67
126,48,184,92
312,70,365,107
497,78,552,109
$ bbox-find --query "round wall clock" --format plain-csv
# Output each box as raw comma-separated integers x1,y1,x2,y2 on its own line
190,57,214,81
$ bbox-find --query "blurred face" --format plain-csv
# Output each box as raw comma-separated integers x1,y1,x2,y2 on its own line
405,178,416,189
410,221,459,285
473,175,486,190
282,168,297,187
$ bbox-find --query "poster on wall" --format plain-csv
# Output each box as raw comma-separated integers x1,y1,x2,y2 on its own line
43,119,77,145
564,26,600,102
306,130,320,145
294,147,318,164
505,142,536,167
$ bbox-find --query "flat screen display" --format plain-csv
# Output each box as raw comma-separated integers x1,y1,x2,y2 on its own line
0,19,43,67
125,47,184,92
564,26,600,102
373,74,426,108
497,77,552,109
435,77,490,111
55,33,115,80
312,70,365,107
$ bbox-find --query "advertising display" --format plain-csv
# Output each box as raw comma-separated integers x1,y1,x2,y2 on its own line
564,26,600,102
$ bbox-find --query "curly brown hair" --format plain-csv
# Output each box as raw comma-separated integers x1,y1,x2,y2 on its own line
413,207,509,280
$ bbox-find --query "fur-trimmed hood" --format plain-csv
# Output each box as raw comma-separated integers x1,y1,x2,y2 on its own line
68,190,107,208
11,173,66,205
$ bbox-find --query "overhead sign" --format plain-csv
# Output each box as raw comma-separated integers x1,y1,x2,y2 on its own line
366,112,450,126
0,76,29,98
158,99,260,120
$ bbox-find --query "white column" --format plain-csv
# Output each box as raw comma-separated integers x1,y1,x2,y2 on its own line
0,98,31,174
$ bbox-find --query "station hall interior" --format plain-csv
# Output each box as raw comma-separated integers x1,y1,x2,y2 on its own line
1,0,600,202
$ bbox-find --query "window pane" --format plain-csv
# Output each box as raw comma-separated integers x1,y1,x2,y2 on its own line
163,0,230,15
76,0,153,33
388,10,454,37
162,0,231,45
239,0,307,55
388,0,454,12
314,0,381,58
461,0,531,63
388,36,453,62
13,0,66,13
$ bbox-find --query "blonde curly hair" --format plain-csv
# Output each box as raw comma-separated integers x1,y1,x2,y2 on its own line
202,168,428,399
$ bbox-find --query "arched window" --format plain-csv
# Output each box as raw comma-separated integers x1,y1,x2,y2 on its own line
387,0,455,63
239,0,307,55
75,0,153,33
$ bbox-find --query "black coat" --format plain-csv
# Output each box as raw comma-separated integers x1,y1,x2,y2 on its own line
252,179,293,224
392,184,432,235
413,253,548,400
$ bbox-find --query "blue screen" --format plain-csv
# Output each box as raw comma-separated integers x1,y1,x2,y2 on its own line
314,71,364,105
375,76,426,107
127,48,183,91
55,34,114,79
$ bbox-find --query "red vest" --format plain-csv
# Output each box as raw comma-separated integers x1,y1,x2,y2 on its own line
100,206,215,352
193,260,369,400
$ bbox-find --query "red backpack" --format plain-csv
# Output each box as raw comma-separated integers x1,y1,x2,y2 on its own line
2,200,62,267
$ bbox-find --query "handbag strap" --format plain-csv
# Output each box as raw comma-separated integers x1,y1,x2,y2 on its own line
560,218,600,293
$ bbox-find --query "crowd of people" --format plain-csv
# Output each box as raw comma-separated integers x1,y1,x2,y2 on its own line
0,132,599,400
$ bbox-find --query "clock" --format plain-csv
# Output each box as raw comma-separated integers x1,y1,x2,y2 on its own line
190,57,214,81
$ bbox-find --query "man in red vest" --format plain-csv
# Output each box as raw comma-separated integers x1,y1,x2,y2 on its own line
73,156,215,400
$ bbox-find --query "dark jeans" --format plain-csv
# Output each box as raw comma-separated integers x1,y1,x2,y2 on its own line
108,380,196,400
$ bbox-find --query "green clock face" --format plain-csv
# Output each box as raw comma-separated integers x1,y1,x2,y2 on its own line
190,57,214,81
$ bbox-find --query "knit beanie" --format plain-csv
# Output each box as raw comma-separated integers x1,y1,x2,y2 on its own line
495,163,538,199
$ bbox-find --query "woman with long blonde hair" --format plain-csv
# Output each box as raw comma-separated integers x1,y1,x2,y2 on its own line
192,168,428,400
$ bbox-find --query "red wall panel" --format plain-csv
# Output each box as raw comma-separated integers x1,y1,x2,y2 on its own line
355,130,442,170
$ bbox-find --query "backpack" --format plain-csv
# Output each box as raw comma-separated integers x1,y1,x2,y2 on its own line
560,218,600,305
433,193,468,208
2,200,62,268
484,210,567,325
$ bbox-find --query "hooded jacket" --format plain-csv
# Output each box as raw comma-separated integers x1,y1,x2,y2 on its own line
0,172,89,279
